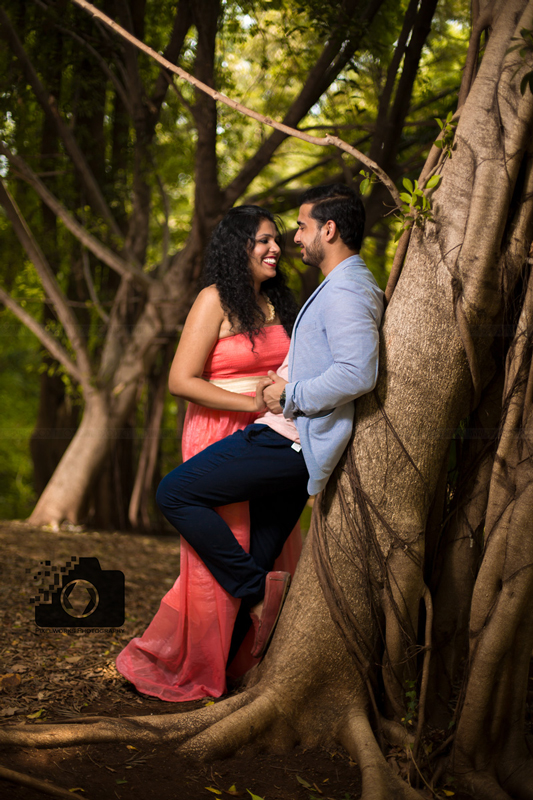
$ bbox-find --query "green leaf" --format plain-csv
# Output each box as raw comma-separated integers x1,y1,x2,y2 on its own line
435,117,444,129
434,139,444,148
206,789,223,796
426,174,441,190
360,179,369,194
399,192,412,203
246,791,264,800
296,775,313,789
402,178,413,193
26,709,45,719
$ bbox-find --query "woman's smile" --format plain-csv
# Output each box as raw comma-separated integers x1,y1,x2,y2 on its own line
248,220,281,287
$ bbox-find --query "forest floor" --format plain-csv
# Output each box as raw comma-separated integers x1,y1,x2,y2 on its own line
0,520,473,800
0,520,364,800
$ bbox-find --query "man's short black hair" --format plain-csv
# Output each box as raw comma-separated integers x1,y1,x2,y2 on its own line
300,183,365,251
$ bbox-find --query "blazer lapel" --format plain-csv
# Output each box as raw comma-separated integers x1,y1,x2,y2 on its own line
292,256,359,333
293,277,328,332
288,258,359,377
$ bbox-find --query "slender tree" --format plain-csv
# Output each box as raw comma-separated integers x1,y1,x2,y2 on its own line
1,0,403,527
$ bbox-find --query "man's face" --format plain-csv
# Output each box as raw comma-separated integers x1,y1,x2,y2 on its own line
294,204,324,268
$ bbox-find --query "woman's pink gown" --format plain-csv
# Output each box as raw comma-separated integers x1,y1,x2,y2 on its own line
116,325,302,701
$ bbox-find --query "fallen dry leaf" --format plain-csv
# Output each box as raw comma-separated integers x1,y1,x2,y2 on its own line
0,706,24,716
0,673,22,691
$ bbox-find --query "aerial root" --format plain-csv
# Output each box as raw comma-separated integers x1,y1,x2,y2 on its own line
0,691,250,749
178,691,279,761
413,585,433,763
339,708,421,800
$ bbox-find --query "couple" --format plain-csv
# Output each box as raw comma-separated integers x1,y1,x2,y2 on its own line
116,184,384,701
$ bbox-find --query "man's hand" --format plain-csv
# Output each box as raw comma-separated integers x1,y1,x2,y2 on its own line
263,371,288,414
254,376,273,412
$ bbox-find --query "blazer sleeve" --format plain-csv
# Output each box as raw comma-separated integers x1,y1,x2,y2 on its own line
283,279,383,418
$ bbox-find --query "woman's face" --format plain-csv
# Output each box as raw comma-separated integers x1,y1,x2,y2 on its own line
247,220,281,288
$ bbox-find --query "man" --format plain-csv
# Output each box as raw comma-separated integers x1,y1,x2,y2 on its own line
156,184,384,658
263,184,384,496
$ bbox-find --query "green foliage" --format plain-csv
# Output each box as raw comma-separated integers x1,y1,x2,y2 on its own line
0,0,471,519
0,310,39,519
434,111,457,156
394,175,441,241
402,679,418,728
359,169,378,196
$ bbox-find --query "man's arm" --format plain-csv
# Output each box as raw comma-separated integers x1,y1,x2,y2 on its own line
283,280,383,419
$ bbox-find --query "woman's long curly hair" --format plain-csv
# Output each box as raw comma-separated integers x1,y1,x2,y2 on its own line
202,205,299,342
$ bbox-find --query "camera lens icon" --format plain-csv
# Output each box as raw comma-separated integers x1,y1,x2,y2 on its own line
34,557,125,628
60,579,99,619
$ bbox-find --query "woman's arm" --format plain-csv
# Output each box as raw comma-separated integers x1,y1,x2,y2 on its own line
168,287,265,412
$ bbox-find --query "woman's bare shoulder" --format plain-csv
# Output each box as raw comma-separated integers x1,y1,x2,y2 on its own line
196,284,222,305
188,286,224,320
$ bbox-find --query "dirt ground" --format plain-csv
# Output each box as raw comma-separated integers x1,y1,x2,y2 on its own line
0,520,479,800
0,520,365,800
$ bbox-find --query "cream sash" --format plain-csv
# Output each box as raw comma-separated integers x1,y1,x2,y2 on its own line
208,376,264,394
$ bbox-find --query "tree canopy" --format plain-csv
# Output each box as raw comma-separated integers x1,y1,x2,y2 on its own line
0,0,469,525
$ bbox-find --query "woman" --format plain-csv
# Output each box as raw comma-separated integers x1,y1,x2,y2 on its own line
116,206,301,701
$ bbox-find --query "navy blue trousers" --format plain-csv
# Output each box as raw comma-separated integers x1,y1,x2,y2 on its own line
156,424,309,607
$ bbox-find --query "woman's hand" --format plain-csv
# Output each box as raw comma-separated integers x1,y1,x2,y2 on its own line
254,376,274,411
263,371,288,414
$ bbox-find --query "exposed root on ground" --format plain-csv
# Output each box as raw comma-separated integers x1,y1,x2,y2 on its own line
0,691,249,748
178,691,279,760
339,709,420,800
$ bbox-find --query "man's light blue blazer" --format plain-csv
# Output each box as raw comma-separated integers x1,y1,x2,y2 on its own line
283,255,384,495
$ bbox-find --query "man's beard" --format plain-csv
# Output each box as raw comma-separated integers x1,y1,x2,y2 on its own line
301,230,324,268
